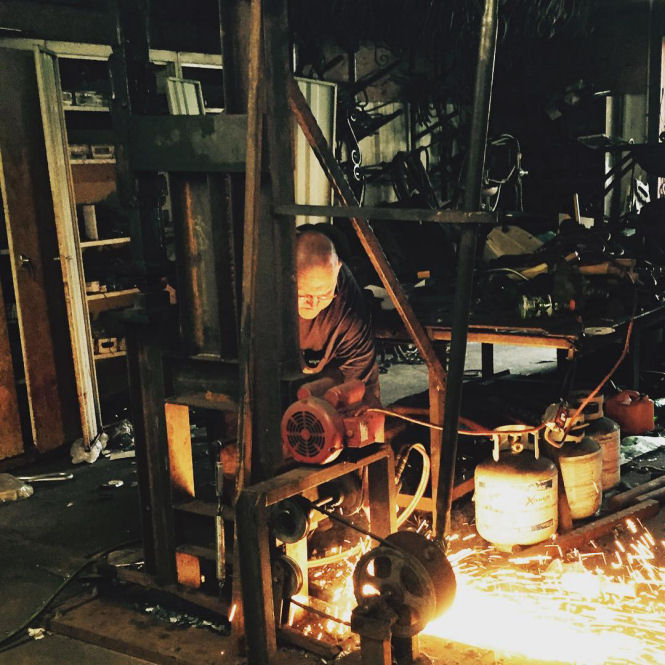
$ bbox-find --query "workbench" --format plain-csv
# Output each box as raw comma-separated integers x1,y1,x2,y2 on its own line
375,302,665,388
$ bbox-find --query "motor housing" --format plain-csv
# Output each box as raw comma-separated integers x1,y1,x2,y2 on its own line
281,378,384,465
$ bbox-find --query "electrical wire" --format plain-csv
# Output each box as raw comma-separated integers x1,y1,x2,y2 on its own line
0,539,140,652
565,279,638,433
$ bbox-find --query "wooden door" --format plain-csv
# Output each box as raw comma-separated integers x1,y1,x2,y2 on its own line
0,47,81,451
35,47,100,445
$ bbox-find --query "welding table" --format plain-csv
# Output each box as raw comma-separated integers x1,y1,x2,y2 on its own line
375,302,665,389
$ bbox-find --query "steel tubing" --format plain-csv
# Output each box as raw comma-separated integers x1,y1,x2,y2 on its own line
435,0,499,538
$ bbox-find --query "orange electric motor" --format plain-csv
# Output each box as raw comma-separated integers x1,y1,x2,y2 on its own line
604,390,654,436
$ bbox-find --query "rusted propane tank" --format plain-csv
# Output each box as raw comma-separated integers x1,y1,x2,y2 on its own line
545,416,602,520
570,391,620,490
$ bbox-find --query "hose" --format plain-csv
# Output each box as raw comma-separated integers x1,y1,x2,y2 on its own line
307,540,366,568
395,443,430,527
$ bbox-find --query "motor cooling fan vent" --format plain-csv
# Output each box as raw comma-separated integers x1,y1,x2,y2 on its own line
285,409,327,460
281,397,344,464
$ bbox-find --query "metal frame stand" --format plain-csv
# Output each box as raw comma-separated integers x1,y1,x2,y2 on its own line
236,444,397,664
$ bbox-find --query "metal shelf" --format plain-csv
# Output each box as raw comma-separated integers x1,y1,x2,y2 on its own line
80,237,130,249
63,105,109,112
93,351,127,360
70,158,116,165
86,288,139,301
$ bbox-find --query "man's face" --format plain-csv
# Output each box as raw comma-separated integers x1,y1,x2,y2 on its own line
297,262,339,319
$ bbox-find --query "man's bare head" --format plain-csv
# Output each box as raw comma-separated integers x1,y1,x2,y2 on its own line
296,231,341,319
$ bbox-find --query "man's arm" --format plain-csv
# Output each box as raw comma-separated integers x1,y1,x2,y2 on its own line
331,266,381,406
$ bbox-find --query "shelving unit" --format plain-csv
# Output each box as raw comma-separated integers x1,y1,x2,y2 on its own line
0,37,223,456
56,52,137,424
93,351,127,361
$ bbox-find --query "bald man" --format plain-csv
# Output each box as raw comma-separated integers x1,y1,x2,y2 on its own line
297,230,381,406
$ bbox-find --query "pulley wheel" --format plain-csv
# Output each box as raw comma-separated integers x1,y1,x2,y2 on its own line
353,531,456,637
273,554,303,598
320,472,364,515
269,496,311,544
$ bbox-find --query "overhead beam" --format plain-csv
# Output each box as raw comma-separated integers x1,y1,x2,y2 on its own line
273,204,495,224
129,114,247,172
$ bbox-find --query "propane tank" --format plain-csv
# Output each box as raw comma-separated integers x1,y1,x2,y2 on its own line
545,416,602,520
605,390,655,436
570,391,620,490
475,426,558,550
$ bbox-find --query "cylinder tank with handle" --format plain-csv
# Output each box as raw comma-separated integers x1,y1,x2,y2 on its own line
604,390,655,436
570,391,620,490
475,425,558,550
545,416,602,520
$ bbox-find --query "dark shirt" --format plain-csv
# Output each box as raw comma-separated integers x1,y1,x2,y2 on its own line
299,263,380,403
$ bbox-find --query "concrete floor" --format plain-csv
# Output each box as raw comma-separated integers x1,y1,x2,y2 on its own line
0,453,144,664
0,342,659,665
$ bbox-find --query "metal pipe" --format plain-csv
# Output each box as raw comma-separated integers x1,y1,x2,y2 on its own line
435,0,498,539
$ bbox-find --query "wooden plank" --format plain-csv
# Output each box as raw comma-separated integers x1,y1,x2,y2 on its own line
165,402,194,497
236,488,277,665
0,47,81,451
607,474,665,511
253,444,393,506
367,450,397,538
274,203,495,224
71,162,116,204
173,499,234,521
175,551,201,589
0,273,23,459
376,325,577,350
277,627,342,660
48,597,237,665
516,500,661,560
126,323,177,585
236,0,265,494
262,0,300,370
112,567,229,616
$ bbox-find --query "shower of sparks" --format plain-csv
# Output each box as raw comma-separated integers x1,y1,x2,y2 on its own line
424,520,665,664
296,518,665,664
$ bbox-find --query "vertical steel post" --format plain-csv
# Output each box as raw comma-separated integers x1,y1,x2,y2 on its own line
435,0,498,538
647,0,665,199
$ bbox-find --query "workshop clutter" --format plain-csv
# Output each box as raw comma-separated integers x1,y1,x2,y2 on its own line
476,220,645,324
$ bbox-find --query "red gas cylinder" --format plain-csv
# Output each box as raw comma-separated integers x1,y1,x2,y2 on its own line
604,390,654,436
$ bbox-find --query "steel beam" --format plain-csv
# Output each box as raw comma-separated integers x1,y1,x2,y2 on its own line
128,115,248,172
436,0,499,538
273,203,495,224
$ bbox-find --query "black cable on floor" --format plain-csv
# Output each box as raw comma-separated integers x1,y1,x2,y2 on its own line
0,539,140,653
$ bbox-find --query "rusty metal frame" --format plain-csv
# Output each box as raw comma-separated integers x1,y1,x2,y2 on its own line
236,444,397,665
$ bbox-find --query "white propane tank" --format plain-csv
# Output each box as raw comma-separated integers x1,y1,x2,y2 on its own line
546,416,602,520
475,426,558,550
